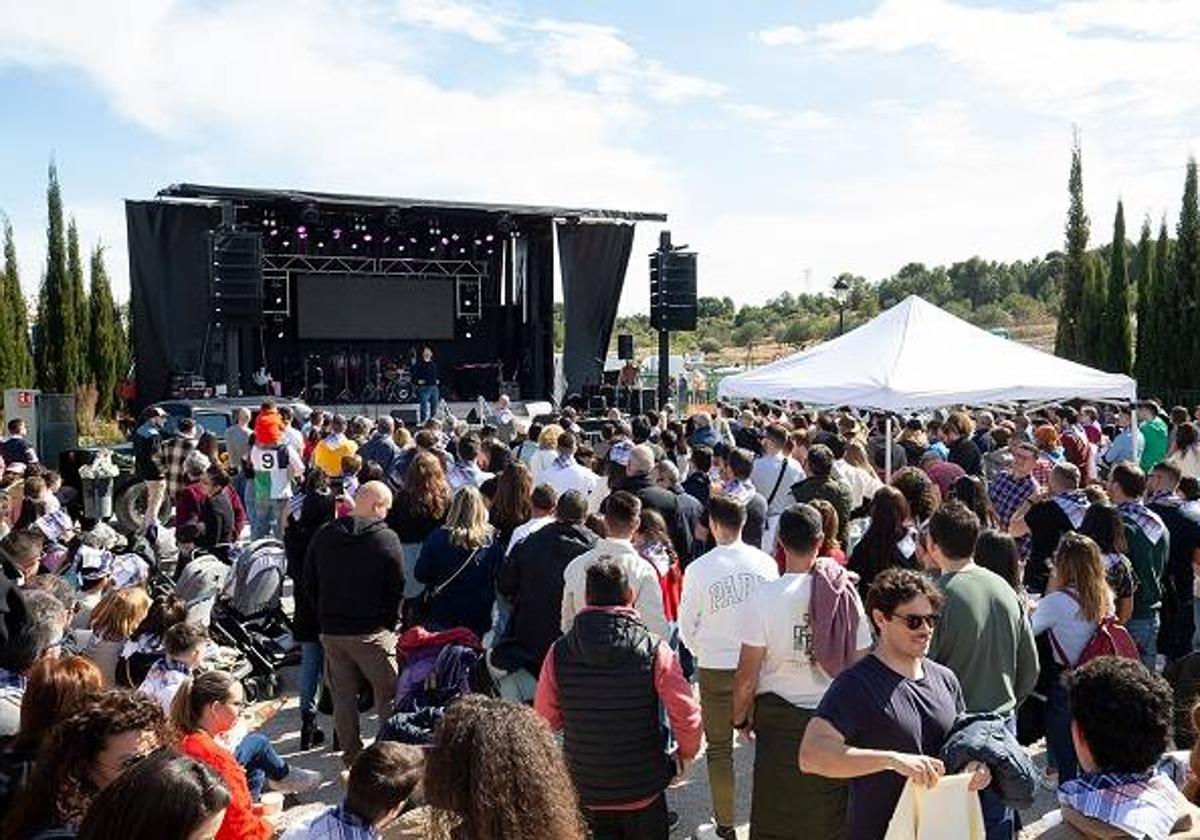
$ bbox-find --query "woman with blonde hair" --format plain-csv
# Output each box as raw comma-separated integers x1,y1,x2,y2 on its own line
415,486,505,636
842,440,883,512
84,586,152,686
530,424,564,484
1031,532,1114,783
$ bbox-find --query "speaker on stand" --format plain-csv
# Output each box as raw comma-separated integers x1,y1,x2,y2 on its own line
617,333,635,361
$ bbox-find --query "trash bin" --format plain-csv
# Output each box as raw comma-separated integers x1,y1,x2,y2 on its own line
81,476,114,520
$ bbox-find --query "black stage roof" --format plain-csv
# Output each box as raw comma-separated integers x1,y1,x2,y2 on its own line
157,183,667,223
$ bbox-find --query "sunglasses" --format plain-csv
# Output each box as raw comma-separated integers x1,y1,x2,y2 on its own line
891,612,940,630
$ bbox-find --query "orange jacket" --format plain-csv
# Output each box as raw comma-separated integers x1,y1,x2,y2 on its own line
180,730,272,840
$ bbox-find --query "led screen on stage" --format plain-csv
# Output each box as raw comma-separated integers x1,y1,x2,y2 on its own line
295,274,456,340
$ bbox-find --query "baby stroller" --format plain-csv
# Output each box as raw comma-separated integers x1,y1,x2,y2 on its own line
209,538,299,700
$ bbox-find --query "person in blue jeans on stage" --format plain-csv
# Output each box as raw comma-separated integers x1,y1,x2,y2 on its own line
413,345,440,423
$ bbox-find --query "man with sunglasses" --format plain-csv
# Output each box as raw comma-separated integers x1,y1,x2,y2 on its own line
801,568,989,839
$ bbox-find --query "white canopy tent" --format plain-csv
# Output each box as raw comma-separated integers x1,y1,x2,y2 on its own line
717,295,1138,476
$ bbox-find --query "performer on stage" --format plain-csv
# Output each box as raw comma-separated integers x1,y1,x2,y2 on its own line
413,345,441,423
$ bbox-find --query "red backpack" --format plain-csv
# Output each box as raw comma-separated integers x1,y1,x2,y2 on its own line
1050,614,1141,668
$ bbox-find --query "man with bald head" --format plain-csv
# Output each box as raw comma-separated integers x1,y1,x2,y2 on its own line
304,480,405,764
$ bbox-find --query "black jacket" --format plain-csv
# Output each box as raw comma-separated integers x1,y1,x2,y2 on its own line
132,423,164,481
286,490,337,642
304,515,405,636
948,437,983,476
941,712,1038,810
493,521,596,673
554,608,672,806
617,474,694,563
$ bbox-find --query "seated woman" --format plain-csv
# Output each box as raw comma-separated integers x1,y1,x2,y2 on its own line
84,586,152,687
173,671,320,840
415,486,505,637
77,750,231,840
6,689,173,837
0,655,102,813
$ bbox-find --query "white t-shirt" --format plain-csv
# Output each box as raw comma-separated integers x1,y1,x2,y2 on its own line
1031,591,1098,666
542,457,600,503
561,538,669,640
750,453,806,517
741,571,873,708
678,541,779,669
251,443,303,500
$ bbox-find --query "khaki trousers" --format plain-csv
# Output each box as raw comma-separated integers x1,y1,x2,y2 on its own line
699,667,737,827
320,630,399,764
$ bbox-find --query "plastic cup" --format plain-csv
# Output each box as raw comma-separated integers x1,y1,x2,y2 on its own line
260,792,284,816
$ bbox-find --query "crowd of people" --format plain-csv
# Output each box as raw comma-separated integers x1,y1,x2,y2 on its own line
5,396,1200,838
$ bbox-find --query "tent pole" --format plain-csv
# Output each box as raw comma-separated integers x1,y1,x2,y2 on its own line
885,415,893,483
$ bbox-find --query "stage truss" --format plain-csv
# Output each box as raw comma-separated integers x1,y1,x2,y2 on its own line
261,253,489,319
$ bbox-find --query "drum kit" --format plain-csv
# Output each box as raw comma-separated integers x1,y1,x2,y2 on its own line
298,351,413,404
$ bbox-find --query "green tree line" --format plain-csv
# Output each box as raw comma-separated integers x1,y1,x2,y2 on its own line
2,161,129,417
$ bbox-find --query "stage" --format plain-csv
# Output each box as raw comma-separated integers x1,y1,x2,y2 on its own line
126,184,665,411
307,399,554,427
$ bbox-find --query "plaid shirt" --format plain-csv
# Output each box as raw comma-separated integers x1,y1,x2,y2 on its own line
989,470,1038,527
1058,772,1189,840
281,804,379,840
158,435,198,499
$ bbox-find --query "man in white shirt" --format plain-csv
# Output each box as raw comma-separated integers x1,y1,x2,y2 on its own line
677,495,779,839
561,490,668,640
506,484,557,555
750,425,805,518
732,504,872,837
540,432,599,504
447,433,493,491
250,435,304,539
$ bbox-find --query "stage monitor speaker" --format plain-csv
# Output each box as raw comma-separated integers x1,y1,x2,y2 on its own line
588,395,607,413
649,250,697,331
617,333,634,360
389,406,421,427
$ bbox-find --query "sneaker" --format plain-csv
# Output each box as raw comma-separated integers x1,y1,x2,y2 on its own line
715,827,736,840
694,821,736,840
269,766,323,794
667,810,679,832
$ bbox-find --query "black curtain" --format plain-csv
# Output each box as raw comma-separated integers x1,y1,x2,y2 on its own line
557,222,635,397
126,201,219,410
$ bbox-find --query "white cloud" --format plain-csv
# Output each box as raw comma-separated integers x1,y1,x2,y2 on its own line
753,25,808,47
393,0,509,44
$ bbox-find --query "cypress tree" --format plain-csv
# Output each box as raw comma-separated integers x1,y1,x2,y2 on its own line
1,219,33,389
1134,218,1156,390
88,245,120,417
34,161,78,393
1057,132,1089,361
1102,200,1133,373
1179,157,1200,383
1080,253,1107,367
0,219,14,388
66,218,90,386
1156,219,1176,394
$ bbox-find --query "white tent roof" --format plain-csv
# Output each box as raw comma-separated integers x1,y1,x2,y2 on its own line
717,295,1137,411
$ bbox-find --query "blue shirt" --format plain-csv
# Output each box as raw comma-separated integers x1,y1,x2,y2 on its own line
1104,427,1145,466
281,804,379,840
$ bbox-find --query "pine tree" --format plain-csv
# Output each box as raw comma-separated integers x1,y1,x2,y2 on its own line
1080,253,1107,367
88,244,120,417
1156,219,1176,394
0,219,33,389
1057,131,1089,361
1134,218,1156,390
66,218,90,386
1102,200,1133,373
1179,157,1200,385
34,161,79,393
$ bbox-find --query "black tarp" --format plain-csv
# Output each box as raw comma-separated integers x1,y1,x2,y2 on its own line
126,200,219,409
557,222,635,397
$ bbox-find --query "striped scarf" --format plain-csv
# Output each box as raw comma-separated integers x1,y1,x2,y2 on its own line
1118,500,1168,545
1058,772,1188,840
1051,489,1090,528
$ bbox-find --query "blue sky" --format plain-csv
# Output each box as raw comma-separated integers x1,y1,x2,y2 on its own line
1,0,1198,314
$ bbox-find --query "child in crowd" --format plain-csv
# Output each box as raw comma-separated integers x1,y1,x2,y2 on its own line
138,621,209,713
281,741,425,839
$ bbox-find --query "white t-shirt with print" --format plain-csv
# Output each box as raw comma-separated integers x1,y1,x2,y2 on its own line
251,443,303,501
741,571,872,709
